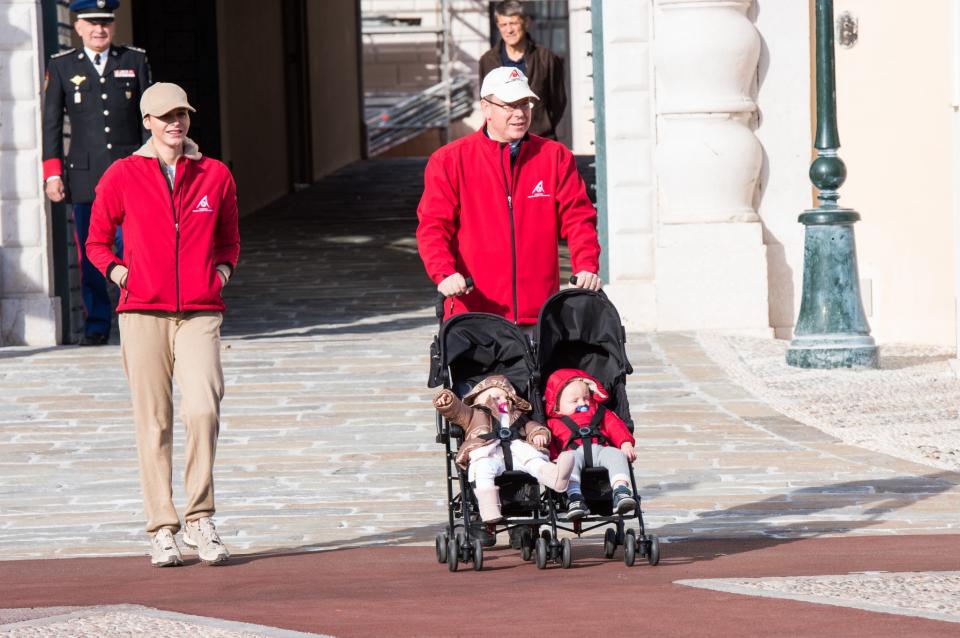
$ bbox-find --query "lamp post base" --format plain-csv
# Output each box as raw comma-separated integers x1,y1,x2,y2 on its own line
786,334,879,369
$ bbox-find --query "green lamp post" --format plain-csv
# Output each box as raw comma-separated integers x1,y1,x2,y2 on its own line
785,0,878,369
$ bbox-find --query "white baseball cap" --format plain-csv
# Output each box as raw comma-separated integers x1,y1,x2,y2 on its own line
480,67,540,104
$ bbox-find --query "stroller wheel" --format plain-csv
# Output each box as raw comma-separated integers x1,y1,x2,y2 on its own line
603,528,617,559
447,539,459,572
472,539,484,571
520,528,534,561
534,537,549,569
623,530,637,567
435,532,448,563
647,536,661,566
560,538,573,569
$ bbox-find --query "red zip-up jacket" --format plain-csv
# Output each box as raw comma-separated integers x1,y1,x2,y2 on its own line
544,368,634,460
86,139,240,313
416,128,599,324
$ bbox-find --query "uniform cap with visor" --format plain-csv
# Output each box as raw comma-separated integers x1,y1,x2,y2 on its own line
140,82,196,118
70,0,119,21
480,67,540,105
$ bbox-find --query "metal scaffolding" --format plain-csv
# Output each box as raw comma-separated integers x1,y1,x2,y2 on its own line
361,1,472,156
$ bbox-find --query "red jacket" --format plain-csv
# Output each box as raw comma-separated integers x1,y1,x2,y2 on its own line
86,139,240,313
544,368,634,459
416,129,599,324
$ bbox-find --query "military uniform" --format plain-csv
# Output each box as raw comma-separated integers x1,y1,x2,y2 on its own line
42,42,151,342
43,44,151,203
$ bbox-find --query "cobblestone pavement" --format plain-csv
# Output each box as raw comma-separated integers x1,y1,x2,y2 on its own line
678,571,960,624
0,605,331,637
1,159,960,634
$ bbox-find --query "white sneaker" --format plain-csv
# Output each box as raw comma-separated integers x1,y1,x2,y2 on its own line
182,517,230,565
150,528,184,567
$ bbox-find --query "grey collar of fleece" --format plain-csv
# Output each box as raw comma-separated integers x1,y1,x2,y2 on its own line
134,137,202,161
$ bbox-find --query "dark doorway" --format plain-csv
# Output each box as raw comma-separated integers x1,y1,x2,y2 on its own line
281,0,313,188
131,0,222,159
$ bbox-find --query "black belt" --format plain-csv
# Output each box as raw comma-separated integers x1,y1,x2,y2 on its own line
560,406,609,468
478,413,530,471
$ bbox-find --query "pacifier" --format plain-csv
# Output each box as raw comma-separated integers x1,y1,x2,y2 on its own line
575,405,590,413
497,401,510,414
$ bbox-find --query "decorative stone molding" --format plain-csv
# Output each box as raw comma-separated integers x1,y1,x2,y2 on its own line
651,0,770,332
654,0,762,224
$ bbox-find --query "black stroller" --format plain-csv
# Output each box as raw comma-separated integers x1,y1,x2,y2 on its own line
533,286,660,568
428,286,660,570
428,298,551,572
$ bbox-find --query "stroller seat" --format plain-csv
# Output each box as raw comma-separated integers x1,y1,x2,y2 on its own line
579,467,614,517
495,471,540,515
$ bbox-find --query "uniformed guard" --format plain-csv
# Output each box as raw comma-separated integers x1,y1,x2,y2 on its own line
42,0,152,345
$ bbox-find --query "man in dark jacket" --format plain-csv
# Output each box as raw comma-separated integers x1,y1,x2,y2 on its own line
42,0,151,345
479,0,567,140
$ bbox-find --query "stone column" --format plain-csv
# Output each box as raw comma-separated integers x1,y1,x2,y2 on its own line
597,1,658,330
653,0,770,332
0,0,60,345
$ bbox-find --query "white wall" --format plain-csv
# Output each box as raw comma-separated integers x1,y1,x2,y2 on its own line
833,0,955,346
0,0,59,345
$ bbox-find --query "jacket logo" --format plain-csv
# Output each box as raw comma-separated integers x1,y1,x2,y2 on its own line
528,180,549,199
193,196,214,213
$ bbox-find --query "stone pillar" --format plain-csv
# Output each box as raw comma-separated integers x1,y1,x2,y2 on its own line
597,1,658,330
0,0,60,345
653,0,770,333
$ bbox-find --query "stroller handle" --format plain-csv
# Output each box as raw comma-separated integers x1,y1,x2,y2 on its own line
435,276,474,319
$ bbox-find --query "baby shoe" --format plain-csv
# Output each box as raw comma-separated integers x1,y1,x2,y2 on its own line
566,494,589,521
612,485,637,515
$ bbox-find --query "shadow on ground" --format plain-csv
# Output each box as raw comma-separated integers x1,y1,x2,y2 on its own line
223,158,435,339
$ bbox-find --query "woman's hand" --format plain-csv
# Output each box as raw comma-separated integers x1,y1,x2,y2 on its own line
620,442,637,462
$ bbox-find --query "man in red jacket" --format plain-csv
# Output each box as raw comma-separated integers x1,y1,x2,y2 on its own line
416,66,600,326
87,83,239,568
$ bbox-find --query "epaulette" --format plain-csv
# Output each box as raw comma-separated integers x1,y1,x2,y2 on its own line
50,48,76,59
123,45,147,54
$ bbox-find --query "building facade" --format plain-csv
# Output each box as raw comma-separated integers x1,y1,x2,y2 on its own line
3,0,959,350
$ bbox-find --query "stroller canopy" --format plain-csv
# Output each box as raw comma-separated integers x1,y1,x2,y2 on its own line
536,289,634,428
430,312,538,409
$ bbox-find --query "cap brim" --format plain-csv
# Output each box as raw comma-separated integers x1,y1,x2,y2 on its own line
76,12,115,19
487,85,540,104
143,103,196,117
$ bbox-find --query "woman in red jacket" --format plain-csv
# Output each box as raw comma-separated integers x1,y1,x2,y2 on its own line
86,83,239,568
544,368,637,520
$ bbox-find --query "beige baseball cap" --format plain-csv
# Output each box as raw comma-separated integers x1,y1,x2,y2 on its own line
480,67,540,104
140,82,196,118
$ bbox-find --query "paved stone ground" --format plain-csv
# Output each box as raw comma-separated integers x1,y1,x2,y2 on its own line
1,159,960,635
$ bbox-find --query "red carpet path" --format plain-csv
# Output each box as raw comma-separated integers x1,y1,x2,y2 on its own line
1,535,958,637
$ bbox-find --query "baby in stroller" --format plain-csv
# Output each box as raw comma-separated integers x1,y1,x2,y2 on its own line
545,368,637,520
433,374,575,523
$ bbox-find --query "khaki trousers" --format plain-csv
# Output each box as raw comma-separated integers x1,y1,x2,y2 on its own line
120,311,224,534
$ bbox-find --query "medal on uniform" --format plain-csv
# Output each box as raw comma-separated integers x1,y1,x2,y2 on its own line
70,75,86,103
125,91,132,100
